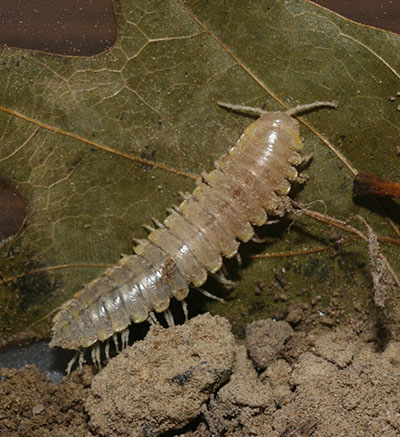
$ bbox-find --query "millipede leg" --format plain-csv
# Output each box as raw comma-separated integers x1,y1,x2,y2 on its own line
147,311,159,326
113,333,120,353
211,271,236,290
91,347,98,368
181,300,188,321
78,349,85,370
132,237,147,246
66,351,79,376
165,204,181,214
179,191,192,201
105,340,110,362
195,287,225,303
143,224,156,233
251,234,270,244
151,218,164,228
121,329,129,349
91,344,102,369
221,264,230,277
164,308,175,327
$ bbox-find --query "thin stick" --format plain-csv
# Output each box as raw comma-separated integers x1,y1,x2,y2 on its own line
250,236,357,259
292,201,400,289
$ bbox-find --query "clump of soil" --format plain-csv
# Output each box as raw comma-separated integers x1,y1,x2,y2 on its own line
1,311,400,437
0,364,94,436
269,330,400,436
87,314,235,436
203,344,276,435
245,319,293,370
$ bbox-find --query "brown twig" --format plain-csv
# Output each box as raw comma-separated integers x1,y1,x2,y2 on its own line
291,200,400,289
353,172,400,199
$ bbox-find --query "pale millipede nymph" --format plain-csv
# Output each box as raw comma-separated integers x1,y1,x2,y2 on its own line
50,100,337,373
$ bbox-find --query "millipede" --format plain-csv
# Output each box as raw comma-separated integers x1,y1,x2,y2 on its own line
50,100,337,373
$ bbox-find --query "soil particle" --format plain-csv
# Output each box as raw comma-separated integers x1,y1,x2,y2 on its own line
203,344,275,436
260,359,293,406
245,319,293,370
269,332,400,436
86,313,235,437
0,364,93,436
311,329,356,368
285,304,307,325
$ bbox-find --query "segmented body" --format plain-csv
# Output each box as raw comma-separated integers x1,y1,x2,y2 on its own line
50,102,335,355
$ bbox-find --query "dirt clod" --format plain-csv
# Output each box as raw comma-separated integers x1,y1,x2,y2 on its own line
86,313,235,437
0,365,92,436
204,345,275,436
245,319,293,370
270,334,400,436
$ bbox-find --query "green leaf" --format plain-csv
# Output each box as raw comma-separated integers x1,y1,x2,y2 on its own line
1,0,399,341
